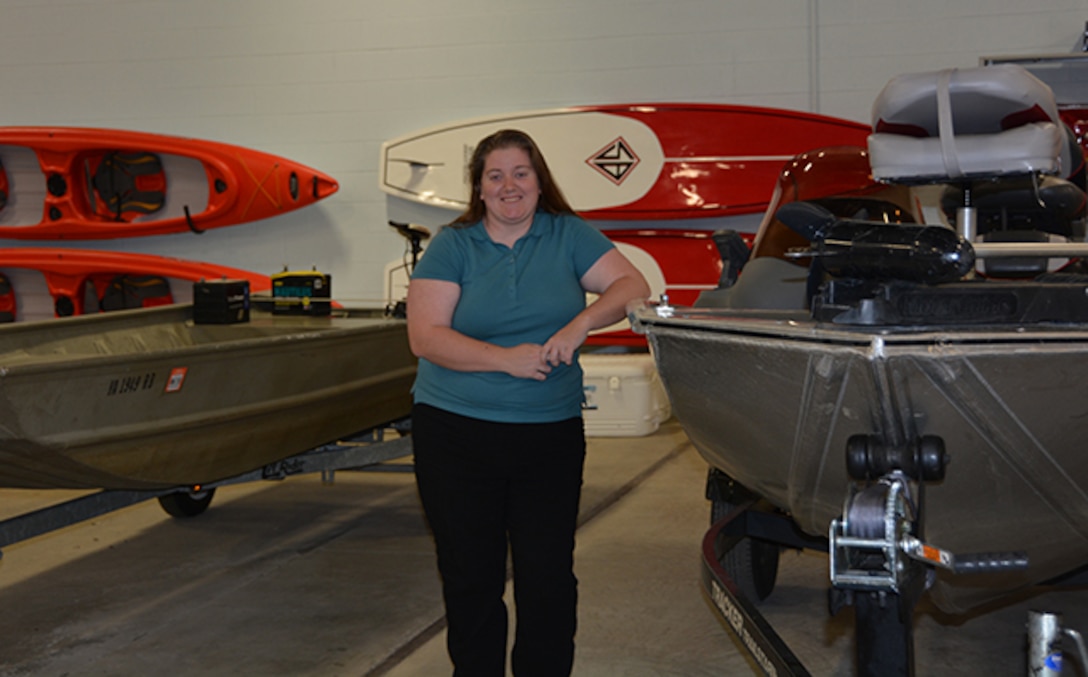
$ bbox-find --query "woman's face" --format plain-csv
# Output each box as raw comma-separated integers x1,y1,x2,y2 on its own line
480,146,540,228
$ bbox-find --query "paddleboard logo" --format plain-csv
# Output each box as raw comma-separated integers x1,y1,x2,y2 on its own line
587,137,640,185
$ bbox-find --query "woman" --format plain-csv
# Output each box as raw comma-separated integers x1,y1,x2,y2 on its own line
406,128,650,676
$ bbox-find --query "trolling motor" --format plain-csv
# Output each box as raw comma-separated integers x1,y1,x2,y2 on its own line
777,200,1088,326
389,221,430,269
777,200,975,286
829,434,1028,677
386,221,431,318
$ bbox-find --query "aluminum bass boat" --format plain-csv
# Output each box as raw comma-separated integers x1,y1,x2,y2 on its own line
0,303,415,490
632,63,1088,620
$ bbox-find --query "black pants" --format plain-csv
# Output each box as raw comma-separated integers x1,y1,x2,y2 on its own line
412,403,586,677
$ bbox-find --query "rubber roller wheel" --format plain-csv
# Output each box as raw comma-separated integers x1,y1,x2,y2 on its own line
711,498,780,602
158,488,216,518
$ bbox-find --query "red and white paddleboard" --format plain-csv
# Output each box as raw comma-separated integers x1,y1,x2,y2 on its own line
380,104,869,220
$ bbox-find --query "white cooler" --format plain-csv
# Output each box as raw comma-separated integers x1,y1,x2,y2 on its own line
581,352,671,437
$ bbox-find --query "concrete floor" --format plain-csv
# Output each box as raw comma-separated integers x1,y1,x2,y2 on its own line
0,420,1085,676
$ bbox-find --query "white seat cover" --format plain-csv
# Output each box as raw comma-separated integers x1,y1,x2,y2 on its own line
868,65,1062,183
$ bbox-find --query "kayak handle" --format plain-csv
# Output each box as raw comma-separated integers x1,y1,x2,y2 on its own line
185,205,204,234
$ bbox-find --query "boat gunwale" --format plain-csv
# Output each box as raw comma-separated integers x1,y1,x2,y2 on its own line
633,305,1088,349
0,304,408,376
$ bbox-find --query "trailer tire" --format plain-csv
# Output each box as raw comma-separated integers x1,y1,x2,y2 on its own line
711,498,779,602
158,488,216,518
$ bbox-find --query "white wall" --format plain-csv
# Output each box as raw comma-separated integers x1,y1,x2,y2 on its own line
0,0,1084,308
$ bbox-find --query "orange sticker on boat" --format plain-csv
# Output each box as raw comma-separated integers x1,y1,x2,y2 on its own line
165,367,188,393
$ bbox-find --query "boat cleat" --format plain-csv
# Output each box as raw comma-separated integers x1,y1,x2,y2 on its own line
654,293,674,318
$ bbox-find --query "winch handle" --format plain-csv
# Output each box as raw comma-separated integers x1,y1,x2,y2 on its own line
953,551,1029,575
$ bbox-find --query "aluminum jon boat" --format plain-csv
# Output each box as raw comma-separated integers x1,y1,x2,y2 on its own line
0,303,415,491
632,63,1088,636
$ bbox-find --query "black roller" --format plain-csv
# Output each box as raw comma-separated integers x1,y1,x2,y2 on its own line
846,434,949,482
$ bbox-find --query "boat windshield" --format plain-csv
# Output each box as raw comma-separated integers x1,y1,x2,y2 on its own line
750,146,919,262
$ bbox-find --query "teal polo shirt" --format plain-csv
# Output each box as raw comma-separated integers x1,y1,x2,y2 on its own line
410,211,614,423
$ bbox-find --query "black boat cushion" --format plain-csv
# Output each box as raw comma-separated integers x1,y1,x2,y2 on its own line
98,275,173,311
91,152,166,220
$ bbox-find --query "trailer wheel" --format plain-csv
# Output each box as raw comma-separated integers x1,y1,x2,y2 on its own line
711,498,780,602
158,488,216,518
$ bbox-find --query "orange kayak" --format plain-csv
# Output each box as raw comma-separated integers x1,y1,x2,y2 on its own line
0,127,338,239
0,248,271,318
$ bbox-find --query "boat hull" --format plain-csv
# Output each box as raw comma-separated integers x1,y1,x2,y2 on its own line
636,306,1088,614
0,305,415,489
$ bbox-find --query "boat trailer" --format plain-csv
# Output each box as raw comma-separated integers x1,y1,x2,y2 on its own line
701,434,1087,676
0,418,414,559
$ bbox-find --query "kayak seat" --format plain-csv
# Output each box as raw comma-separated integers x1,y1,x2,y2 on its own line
868,65,1064,184
91,151,167,221
96,274,174,312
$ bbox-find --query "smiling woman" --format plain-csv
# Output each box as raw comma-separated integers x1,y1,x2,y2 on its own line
479,147,540,241
405,129,650,676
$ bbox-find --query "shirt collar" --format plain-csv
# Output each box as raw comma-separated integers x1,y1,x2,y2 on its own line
466,210,553,244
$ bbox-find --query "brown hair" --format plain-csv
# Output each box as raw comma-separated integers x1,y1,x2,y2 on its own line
450,129,576,226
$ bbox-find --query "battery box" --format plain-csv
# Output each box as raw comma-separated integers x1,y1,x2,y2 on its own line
272,270,331,316
193,279,250,324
